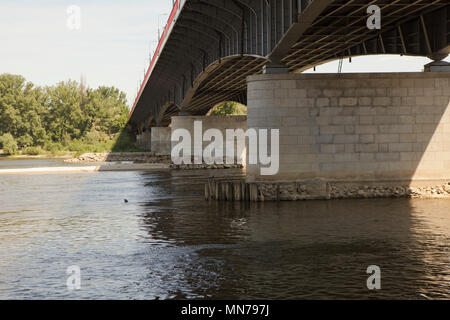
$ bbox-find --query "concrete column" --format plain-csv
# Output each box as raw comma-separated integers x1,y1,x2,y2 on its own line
151,127,172,155
245,72,450,199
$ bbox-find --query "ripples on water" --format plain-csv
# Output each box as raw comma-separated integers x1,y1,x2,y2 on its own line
0,159,449,299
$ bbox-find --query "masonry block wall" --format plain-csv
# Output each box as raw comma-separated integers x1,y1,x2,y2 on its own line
171,115,247,163
246,72,450,182
151,127,172,155
136,131,151,150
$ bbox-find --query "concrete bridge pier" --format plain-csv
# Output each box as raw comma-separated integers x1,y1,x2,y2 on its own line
171,115,247,164
137,115,249,159
150,127,172,155
135,130,151,150
242,72,450,201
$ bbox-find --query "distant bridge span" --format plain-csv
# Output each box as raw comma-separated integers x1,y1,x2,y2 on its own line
128,0,449,130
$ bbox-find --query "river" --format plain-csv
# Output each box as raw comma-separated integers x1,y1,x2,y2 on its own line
0,159,449,299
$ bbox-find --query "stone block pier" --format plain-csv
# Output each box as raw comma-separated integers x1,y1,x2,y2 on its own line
207,72,450,201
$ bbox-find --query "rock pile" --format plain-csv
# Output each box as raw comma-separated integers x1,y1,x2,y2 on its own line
65,153,242,169
329,182,450,199
65,152,172,164
170,163,243,170
65,153,108,162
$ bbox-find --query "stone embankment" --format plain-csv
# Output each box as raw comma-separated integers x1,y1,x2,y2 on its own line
65,152,172,164
206,179,450,201
170,163,243,170
329,183,450,199
66,153,243,171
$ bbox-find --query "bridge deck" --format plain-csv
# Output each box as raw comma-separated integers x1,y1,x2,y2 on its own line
129,0,449,131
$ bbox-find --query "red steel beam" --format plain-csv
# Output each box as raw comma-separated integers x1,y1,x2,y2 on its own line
129,0,182,120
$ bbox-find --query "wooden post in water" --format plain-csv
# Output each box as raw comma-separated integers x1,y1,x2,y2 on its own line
205,178,255,202
205,182,210,200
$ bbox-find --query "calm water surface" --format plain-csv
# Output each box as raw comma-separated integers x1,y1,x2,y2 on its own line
0,158,91,169
0,159,449,299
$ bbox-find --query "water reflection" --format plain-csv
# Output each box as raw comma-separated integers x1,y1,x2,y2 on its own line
0,162,448,299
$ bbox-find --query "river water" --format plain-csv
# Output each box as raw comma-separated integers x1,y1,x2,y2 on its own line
0,159,449,299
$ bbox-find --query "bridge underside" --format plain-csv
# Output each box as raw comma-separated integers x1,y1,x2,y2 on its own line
181,55,268,115
129,0,449,131
280,0,450,72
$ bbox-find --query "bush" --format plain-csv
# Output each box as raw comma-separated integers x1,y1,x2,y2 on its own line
22,146,44,155
84,129,101,145
68,139,89,153
44,141,64,153
67,139,111,157
0,133,18,155
17,134,34,148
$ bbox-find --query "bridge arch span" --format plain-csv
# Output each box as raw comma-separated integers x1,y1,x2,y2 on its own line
153,54,267,126
293,52,435,74
156,102,180,127
179,54,268,116
129,0,449,131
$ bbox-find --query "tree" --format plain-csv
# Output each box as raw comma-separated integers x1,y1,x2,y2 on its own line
0,133,18,155
0,74,48,147
0,73,132,153
84,86,129,135
210,101,247,115
44,80,88,142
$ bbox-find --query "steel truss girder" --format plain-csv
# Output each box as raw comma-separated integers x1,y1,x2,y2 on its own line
129,0,449,129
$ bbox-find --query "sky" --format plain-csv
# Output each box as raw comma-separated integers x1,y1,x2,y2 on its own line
0,0,173,108
0,0,448,109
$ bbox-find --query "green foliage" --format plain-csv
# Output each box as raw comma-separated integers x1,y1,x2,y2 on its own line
44,80,87,142
0,73,134,156
0,74,48,148
210,101,247,116
84,129,102,145
17,134,33,147
0,133,18,155
84,86,129,135
43,141,65,156
22,146,44,155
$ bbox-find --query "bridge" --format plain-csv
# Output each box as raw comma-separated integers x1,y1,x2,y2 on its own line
128,0,450,201
129,0,449,128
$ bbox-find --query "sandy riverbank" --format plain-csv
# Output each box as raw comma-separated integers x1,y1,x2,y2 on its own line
0,154,74,160
0,163,170,175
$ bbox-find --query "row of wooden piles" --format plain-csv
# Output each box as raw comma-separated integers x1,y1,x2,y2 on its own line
205,178,261,202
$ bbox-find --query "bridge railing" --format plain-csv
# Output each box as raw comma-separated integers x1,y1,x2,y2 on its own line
129,0,184,120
